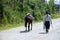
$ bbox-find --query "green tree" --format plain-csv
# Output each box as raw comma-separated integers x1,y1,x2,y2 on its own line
49,0,54,14
0,0,3,24
20,0,23,12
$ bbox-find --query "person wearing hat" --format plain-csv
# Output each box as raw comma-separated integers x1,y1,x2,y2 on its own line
43,10,52,33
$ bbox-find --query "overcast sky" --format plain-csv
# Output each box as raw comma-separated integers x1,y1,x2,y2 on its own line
46,0,60,5
54,0,60,5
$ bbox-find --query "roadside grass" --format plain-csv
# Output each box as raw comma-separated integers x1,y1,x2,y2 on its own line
51,13,60,19
0,21,40,31
0,13,60,31
0,23,24,31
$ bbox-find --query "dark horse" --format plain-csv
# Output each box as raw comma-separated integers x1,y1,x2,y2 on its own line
24,13,34,32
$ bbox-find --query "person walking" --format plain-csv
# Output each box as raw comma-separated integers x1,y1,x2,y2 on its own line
43,10,52,33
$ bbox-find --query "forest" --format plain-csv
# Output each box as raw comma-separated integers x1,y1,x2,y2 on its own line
0,0,60,30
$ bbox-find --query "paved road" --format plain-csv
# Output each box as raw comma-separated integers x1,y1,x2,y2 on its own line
0,18,60,40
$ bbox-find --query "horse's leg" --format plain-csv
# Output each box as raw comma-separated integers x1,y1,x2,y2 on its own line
31,21,32,30
28,23,30,32
25,21,27,31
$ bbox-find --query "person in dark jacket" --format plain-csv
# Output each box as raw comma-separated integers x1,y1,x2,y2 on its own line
24,13,34,32
43,11,52,33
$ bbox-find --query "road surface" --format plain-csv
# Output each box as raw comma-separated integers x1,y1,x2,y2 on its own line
0,18,60,40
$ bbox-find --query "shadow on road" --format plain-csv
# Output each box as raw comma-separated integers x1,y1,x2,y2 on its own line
39,32,47,34
20,30,28,33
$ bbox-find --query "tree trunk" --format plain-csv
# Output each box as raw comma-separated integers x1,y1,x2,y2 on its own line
0,0,3,24
20,0,23,12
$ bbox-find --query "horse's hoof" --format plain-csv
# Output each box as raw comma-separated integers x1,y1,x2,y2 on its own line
25,30,27,31
28,30,30,32
31,29,32,30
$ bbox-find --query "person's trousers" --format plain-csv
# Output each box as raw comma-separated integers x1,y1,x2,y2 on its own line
44,21,50,30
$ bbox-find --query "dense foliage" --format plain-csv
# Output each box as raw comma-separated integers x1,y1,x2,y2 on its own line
0,0,60,26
